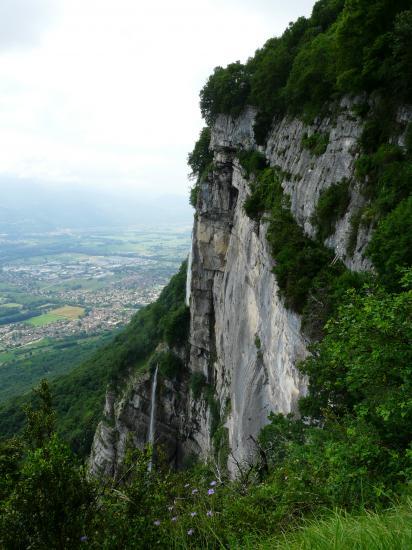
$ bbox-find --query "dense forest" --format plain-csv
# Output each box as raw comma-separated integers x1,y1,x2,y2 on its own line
1,0,412,547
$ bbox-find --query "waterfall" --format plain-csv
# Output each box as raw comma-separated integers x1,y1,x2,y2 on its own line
147,365,158,472
186,239,193,307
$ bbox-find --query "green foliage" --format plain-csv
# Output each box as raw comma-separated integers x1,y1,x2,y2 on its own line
0,384,95,549
350,99,412,291
0,438,23,502
188,127,213,180
199,1,411,143
299,280,412,448
244,167,367,326
200,62,251,125
390,10,412,102
23,379,55,450
301,132,330,156
367,197,412,290
0,332,115,405
346,208,365,256
1,435,95,549
284,32,336,118
352,100,370,118
189,372,207,400
156,351,184,380
311,179,351,241
163,304,190,347
237,149,267,178
188,127,214,207
189,184,199,208
406,123,412,155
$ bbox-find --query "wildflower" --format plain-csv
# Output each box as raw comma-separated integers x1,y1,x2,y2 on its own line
191,488,198,494
184,483,190,488
172,517,178,522
154,520,161,526
80,536,88,542
190,511,197,517
206,510,213,517
168,506,173,511
210,480,217,486
187,529,194,536
208,488,215,495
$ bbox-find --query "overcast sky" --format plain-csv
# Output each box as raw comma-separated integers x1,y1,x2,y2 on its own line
0,0,315,198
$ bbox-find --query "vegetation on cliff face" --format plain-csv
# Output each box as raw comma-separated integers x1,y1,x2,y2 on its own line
243,165,366,337
187,126,214,207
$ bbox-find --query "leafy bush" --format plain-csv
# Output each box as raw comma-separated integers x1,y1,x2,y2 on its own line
163,304,190,347
156,351,184,380
366,197,412,290
311,179,351,240
237,150,267,178
299,275,412,447
188,127,213,180
0,383,95,549
200,62,251,125
189,372,207,400
301,132,330,156
391,10,412,102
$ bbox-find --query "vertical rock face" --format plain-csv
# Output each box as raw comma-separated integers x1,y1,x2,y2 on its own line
186,102,373,469
89,361,189,478
91,100,406,476
191,161,308,469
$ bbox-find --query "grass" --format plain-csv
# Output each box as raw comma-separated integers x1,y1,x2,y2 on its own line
27,305,85,327
250,500,412,550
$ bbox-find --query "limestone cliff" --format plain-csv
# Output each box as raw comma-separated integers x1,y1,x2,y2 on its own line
89,101,410,477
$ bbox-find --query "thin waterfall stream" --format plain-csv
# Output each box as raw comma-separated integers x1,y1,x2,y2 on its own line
147,365,158,472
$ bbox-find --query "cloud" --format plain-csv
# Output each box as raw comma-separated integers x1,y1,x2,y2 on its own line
0,0,316,196
0,0,58,50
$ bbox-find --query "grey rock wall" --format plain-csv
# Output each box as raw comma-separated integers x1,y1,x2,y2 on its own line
90,98,412,477
89,356,189,477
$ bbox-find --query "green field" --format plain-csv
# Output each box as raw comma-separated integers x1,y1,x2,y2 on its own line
0,331,116,404
27,306,85,327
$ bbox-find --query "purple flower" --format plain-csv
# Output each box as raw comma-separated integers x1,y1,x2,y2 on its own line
187,529,194,536
210,480,217,486
190,511,197,517
208,488,215,495
206,510,213,517
154,520,161,526
172,516,178,522
191,488,198,494
80,536,88,542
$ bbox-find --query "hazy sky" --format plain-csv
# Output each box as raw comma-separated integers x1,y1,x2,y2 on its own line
0,0,315,197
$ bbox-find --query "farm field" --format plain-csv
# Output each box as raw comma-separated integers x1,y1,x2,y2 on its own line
27,305,85,327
